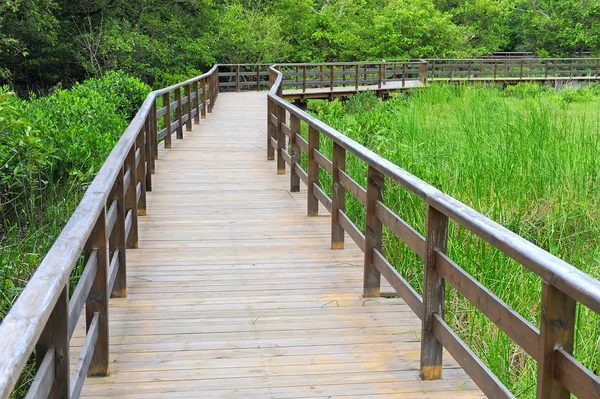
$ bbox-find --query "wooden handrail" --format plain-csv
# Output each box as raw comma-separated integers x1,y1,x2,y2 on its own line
266,65,600,399
0,65,219,399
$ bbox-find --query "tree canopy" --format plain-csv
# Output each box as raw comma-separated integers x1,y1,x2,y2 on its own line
1,0,599,91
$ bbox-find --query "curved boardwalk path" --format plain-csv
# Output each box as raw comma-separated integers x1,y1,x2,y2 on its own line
71,92,483,398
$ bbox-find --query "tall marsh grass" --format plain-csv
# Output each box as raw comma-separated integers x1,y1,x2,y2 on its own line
308,83,600,397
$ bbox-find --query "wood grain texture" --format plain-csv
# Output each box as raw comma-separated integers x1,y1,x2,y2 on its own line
75,92,482,398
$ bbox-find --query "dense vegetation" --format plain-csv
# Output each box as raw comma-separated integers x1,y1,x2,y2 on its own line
0,71,149,330
308,84,600,397
2,0,600,93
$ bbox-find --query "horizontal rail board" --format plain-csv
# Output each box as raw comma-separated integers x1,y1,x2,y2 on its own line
374,200,425,258
281,123,292,138
295,165,308,185
434,251,540,359
313,149,333,175
432,314,515,399
125,209,133,241
337,209,365,250
24,348,54,399
106,199,118,239
281,148,292,165
69,312,99,399
312,183,332,213
296,135,308,153
555,348,600,398
372,249,423,316
67,250,98,339
107,249,120,296
338,170,367,206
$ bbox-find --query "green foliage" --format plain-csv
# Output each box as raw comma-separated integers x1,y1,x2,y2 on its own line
311,84,600,397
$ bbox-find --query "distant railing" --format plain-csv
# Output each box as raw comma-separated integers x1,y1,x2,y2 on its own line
220,58,600,97
0,66,219,399
266,65,600,399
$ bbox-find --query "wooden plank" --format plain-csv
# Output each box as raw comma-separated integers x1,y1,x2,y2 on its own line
312,182,332,213
374,200,424,258
24,348,54,399
289,114,300,192
554,348,600,399
107,249,120,298
307,126,319,216
68,251,98,340
331,142,346,249
432,314,514,399
364,165,383,298
537,282,576,399
434,250,540,360
372,249,423,317
313,149,333,175
339,169,366,206
70,312,99,399
420,205,448,380
338,209,365,250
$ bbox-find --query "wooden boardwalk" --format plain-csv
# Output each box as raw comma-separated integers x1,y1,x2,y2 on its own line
69,92,483,398
283,80,424,99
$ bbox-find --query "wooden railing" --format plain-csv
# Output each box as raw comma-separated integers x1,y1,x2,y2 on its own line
220,58,600,96
0,66,219,399
427,58,600,81
266,65,600,399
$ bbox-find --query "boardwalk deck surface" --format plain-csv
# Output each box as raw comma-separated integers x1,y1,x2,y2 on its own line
71,92,483,398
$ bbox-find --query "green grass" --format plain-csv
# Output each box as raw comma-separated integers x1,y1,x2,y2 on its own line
307,83,600,397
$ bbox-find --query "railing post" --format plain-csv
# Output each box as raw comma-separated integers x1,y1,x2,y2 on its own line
545,61,549,79
494,61,498,80
364,165,383,297
136,126,147,216
569,60,574,78
163,92,172,149
331,142,346,250
330,65,334,92
193,81,200,124
302,65,307,94
402,63,407,88
175,88,183,139
290,114,300,192
36,287,69,398
109,166,127,298
267,97,275,161
307,125,319,216
320,65,324,88
236,65,240,93
144,116,152,191
536,283,576,399
125,145,139,249
355,64,359,91
276,102,286,175
378,63,383,89
420,205,449,380
185,84,192,131
151,101,158,163
257,64,261,91
85,209,108,377
595,58,599,79
520,60,524,79
201,78,207,118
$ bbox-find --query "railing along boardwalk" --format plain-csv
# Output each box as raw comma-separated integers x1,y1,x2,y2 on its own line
71,91,482,398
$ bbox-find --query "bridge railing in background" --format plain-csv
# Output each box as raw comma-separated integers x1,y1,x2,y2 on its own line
266,65,600,399
218,64,272,92
0,66,219,399
427,58,600,81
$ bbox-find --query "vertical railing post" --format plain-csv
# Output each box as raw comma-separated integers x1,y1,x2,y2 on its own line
267,97,275,161
136,126,147,216
402,63,407,88
307,125,319,216
109,166,127,298
330,65,334,92
236,65,240,93
494,61,498,80
536,283,576,399
175,88,183,139
331,142,346,250
364,165,383,297
595,58,599,79
193,81,200,124
295,65,300,89
85,210,108,377
378,63,383,89
185,84,192,131
256,64,261,91
36,287,69,398
125,145,139,249
420,205,449,380
201,78,207,119
290,114,300,192
320,65,324,88
163,92,172,149
520,60,524,79
569,60,574,78
276,96,286,174
144,116,152,191
355,64,359,91
151,101,158,164
302,65,307,94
